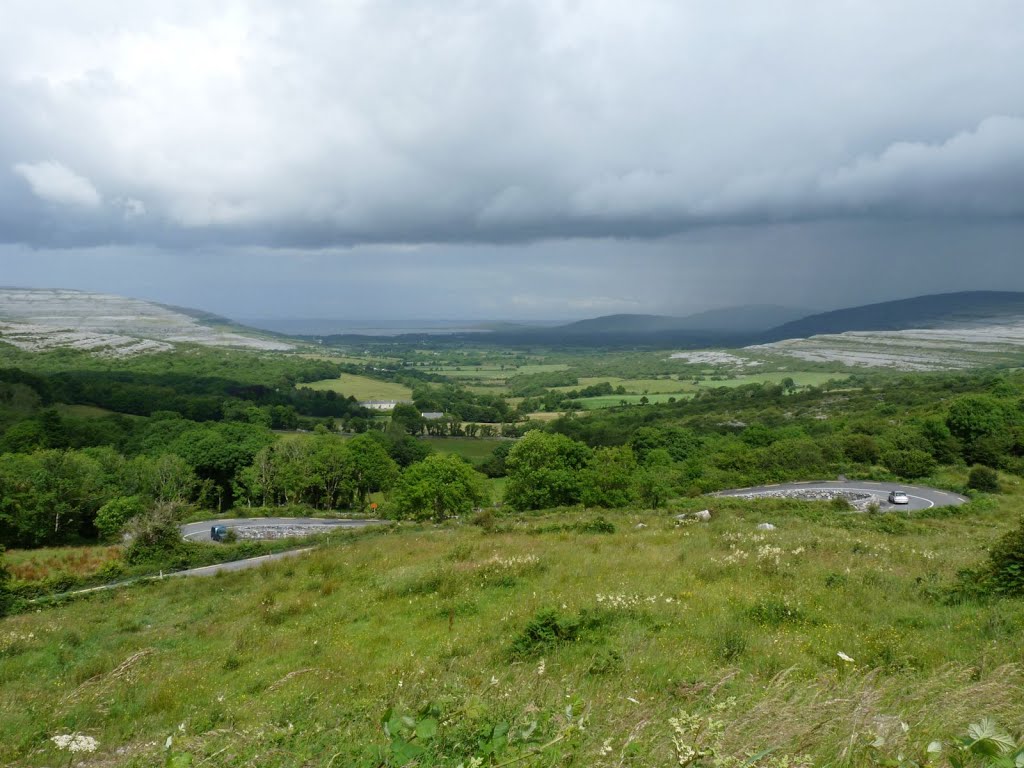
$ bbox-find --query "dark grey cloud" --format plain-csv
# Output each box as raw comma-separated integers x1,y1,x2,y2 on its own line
4,219,1024,323
1,2,1023,249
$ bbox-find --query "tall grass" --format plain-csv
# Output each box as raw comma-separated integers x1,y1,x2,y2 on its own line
1,497,1022,766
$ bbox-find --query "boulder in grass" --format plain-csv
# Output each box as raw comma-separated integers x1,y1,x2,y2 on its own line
675,510,712,522
757,522,776,531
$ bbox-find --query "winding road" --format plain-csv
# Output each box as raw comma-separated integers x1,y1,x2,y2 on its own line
180,516,388,541
713,479,968,512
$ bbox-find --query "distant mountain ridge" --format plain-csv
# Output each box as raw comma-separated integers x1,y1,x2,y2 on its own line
762,291,1024,342
538,304,810,336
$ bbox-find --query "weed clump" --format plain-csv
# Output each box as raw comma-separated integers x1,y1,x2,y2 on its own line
747,597,807,627
510,609,580,658
575,516,615,534
509,607,612,659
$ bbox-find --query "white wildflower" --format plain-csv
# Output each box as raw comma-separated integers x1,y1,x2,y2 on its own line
537,659,546,676
837,651,855,663
51,734,99,754
599,737,614,756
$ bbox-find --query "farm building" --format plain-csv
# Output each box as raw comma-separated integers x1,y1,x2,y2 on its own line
358,400,412,411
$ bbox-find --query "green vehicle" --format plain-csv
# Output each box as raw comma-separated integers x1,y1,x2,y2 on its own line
210,525,229,542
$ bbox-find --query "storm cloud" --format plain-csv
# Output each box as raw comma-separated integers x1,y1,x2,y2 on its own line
1,1,1022,249
1,2,1023,321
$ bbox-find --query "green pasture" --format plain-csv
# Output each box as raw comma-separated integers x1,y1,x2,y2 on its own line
575,393,693,409
422,436,506,463
299,373,412,401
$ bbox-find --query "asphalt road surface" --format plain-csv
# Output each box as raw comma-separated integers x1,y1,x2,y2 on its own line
180,516,388,541
713,480,968,512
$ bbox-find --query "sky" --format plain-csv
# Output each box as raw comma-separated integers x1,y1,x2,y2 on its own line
2,1,1023,325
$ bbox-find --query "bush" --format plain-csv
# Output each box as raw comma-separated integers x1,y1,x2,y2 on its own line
391,454,488,522
123,503,187,566
985,516,1024,597
0,547,15,617
95,495,148,541
882,448,936,479
968,465,1001,493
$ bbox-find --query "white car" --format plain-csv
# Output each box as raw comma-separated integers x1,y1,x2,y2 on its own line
888,490,910,505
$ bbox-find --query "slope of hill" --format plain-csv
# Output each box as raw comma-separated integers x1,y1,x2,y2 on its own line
673,304,810,332
2,501,1022,767
0,288,294,357
553,305,809,336
763,291,1024,341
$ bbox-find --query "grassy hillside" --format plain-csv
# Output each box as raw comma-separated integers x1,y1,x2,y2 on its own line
2,496,1023,767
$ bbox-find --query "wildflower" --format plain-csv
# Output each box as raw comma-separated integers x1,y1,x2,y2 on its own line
600,738,614,756
51,734,99,754
537,659,546,676
165,735,173,750
490,676,499,685
837,651,855,663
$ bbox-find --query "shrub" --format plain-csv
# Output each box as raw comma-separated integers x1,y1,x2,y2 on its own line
882,448,936,479
968,465,1001,493
0,547,14,617
390,453,488,522
985,516,1024,597
95,495,148,541
123,503,187,566
842,433,880,464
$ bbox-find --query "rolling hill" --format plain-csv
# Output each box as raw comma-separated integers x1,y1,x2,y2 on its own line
761,291,1024,341
0,288,295,357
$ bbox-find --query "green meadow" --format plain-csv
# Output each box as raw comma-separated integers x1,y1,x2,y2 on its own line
2,496,1022,767
300,374,413,401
